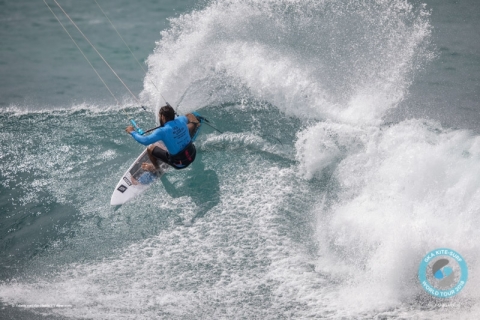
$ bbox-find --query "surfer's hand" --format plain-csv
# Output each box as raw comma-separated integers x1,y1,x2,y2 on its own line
126,126,135,134
186,113,200,124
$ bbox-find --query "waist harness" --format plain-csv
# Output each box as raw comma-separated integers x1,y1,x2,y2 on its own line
169,142,196,169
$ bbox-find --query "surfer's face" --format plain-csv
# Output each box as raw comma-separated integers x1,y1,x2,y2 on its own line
160,114,166,127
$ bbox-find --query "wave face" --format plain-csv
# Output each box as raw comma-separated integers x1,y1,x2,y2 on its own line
1,0,479,319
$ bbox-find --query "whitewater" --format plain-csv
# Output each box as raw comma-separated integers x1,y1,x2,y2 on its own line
1,0,479,319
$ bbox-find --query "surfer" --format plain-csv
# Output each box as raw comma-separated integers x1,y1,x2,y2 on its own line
126,105,200,170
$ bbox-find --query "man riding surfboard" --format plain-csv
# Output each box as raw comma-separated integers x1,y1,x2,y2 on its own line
126,105,200,171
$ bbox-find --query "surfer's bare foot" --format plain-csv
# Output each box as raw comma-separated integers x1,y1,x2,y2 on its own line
141,163,158,172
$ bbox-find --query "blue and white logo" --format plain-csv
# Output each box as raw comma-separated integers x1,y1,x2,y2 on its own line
418,248,468,298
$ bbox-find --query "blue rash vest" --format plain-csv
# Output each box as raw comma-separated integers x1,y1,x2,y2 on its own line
130,115,191,155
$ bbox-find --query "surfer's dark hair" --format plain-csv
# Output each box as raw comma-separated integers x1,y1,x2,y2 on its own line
159,105,175,122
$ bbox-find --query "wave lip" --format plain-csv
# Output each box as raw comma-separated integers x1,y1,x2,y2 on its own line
143,0,433,125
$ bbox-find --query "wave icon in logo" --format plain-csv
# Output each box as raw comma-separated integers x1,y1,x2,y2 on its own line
418,248,468,298
431,259,455,288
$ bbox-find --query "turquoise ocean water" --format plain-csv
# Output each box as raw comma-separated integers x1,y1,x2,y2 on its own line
1,0,480,318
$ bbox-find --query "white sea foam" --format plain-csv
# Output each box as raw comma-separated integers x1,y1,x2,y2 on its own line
298,119,480,314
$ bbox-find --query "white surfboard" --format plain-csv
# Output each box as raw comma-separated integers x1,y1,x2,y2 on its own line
110,114,203,206
110,142,170,205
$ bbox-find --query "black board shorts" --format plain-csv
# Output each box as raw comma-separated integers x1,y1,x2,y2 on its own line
151,146,170,164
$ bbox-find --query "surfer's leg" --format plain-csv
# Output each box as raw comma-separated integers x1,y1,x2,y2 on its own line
146,145,161,170
141,163,157,172
147,145,170,169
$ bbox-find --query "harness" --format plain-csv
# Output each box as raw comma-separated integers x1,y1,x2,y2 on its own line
169,142,196,169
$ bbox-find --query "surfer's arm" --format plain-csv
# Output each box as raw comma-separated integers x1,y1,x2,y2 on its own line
183,114,200,137
129,129,164,146
185,113,199,124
